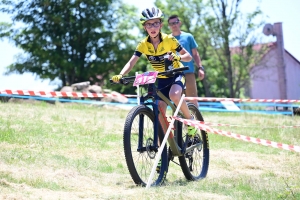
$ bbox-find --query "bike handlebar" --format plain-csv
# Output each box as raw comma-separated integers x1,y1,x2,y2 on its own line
110,66,189,85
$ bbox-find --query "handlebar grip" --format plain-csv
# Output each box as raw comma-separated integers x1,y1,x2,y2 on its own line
110,79,122,84
110,78,131,85
172,66,189,72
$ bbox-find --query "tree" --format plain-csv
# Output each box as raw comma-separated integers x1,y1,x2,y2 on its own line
0,0,139,89
203,0,265,98
155,0,265,98
0,22,11,38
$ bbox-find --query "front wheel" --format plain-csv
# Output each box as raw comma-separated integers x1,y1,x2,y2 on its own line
178,103,210,180
123,105,168,186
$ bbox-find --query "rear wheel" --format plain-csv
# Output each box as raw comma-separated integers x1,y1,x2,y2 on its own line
123,105,168,186
178,103,210,180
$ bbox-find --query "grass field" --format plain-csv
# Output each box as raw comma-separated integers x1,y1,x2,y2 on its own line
0,99,299,200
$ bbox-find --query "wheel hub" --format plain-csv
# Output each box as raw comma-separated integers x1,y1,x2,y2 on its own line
146,138,156,159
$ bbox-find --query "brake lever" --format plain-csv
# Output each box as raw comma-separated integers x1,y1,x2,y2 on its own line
121,78,130,85
109,78,130,85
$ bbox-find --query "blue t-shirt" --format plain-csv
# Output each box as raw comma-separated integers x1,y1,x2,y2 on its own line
173,32,198,74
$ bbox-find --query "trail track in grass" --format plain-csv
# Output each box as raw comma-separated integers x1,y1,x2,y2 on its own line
0,100,299,199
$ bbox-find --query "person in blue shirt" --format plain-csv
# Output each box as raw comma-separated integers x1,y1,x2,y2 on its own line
168,15,205,107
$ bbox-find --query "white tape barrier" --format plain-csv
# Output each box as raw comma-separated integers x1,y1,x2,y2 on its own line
146,94,185,189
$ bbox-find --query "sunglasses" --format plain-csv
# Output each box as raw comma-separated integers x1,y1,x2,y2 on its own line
168,21,180,26
144,22,161,29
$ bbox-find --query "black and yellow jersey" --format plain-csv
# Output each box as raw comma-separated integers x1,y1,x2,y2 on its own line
134,33,184,78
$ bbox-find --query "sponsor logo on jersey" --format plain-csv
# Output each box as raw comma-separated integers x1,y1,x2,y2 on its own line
148,56,156,61
159,47,165,52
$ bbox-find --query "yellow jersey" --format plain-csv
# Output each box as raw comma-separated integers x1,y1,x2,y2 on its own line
134,33,184,78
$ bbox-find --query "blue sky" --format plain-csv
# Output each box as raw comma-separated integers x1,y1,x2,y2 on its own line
0,0,299,91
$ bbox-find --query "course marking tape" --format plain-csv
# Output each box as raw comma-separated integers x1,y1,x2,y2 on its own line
173,117,300,153
199,122,300,129
185,97,300,103
2,90,300,103
0,89,130,98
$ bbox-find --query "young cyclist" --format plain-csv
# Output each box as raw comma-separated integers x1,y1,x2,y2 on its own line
111,7,197,137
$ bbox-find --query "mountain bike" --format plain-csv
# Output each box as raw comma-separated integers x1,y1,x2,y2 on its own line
111,67,209,186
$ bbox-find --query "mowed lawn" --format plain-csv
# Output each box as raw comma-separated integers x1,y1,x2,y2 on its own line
0,99,299,200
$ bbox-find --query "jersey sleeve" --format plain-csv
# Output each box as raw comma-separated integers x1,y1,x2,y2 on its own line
133,51,142,57
170,36,183,52
133,42,144,57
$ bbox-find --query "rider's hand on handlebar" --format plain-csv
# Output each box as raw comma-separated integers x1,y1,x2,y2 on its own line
111,74,123,82
167,52,181,61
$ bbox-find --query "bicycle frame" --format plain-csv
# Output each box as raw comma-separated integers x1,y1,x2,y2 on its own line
139,82,194,157
111,66,201,157
111,67,209,186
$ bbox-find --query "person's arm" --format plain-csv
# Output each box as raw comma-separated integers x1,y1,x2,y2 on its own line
111,55,139,82
191,48,205,80
119,55,139,76
168,47,192,62
179,47,192,62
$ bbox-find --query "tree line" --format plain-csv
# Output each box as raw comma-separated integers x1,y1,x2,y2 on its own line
0,0,265,98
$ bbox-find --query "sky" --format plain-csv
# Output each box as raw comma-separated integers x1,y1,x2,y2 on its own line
0,0,299,91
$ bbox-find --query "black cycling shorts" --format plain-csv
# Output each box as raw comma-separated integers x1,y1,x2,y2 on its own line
157,73,186,101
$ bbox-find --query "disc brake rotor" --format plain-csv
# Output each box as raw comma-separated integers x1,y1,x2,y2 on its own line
146,138,156,159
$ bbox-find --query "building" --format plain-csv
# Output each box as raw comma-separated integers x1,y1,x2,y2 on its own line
249,22,300,100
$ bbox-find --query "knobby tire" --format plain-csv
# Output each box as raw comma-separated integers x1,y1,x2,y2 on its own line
123,105,168,186
178,103,210,181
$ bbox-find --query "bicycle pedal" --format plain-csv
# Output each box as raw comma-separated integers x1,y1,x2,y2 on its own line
187,138,193,147
193,136,201,144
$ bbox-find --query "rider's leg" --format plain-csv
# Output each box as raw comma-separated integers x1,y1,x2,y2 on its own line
169,84,192,119
156,100,168,173
169,84,197,137
157,100,168,133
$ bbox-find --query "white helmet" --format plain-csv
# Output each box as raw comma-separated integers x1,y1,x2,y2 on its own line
140,7,164,25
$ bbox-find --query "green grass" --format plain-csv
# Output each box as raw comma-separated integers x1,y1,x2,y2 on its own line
0,100,299,199
0,171,64,191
